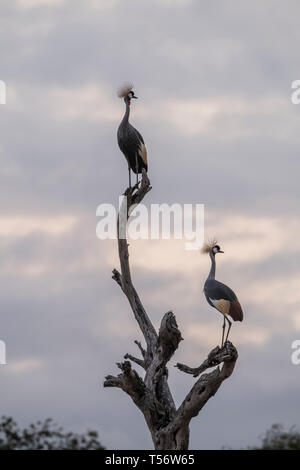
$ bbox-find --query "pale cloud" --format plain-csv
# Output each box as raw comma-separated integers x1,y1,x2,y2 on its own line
41,83,293,144
8,358,44,374
0,215,77,237
103,212,300,275
88,0,118,8
203,212,300,264
135,95,293,139
157,0,192,5
292,312,300,331
1,85,20,110
184,321,269,349
234,325,271,347
184,322,232,349
205,213,287,263
246,277,300,308
101,316,137,339
0,215,107,276
17,0,64,7
50,84,120,122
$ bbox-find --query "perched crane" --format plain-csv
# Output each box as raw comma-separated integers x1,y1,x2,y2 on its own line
202,240,243,347
117,83,148,187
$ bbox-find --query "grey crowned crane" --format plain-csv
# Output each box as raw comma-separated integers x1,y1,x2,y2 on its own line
117,83,148,187
202,240,243,347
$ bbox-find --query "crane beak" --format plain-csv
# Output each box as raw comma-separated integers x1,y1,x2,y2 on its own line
132,96,138,99
219,250,224,253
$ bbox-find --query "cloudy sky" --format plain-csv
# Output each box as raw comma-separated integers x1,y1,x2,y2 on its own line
0,0,300,450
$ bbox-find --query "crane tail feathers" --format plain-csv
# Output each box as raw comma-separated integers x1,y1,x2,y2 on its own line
229,300,243,322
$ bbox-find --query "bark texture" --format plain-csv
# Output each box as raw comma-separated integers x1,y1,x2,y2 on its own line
104,170,238,450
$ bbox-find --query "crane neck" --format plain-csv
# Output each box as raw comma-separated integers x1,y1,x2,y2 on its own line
208,252,216,280
121,100,130,125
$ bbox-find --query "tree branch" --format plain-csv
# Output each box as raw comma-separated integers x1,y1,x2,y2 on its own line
144,311,183,421
176,341,238,377
145,312,183,387
124,353,145,369
171,342,238,428
134,340,146,359
104,361,170,442
104,172,239,450
113,170,157,360
104,361,146,398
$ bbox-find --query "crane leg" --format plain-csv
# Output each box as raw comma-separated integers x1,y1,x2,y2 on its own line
225,317,232,344
221,315,226,347
128,165,131,188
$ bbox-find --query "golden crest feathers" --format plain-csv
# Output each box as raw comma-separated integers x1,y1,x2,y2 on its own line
201,238,218,254
117,82,134,98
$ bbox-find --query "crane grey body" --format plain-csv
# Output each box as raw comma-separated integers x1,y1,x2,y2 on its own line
203,243,243,346
117,85,148,187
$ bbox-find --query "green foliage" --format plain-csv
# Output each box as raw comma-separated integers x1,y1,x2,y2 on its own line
254,423,300,450
0,416,105,450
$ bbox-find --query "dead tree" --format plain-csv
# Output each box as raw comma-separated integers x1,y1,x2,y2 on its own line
104,170,238,450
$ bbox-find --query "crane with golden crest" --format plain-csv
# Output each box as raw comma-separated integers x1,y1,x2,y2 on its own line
117,83,148,187
202,240,243,346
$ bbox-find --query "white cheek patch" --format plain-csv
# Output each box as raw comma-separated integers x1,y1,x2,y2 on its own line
128,92,133,98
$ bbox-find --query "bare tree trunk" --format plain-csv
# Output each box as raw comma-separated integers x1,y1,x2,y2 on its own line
104,170,238,450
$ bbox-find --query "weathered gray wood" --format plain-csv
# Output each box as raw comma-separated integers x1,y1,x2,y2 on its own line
176,342,238,377
112,171,157,360
104,171,238,450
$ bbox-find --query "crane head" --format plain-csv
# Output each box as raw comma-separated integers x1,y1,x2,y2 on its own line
212,245,224,255
201,239,224,255
126,90,138,105
117,83,138,105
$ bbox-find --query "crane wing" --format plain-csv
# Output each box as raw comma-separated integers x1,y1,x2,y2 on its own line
138,142,147,167
205,280,237,302
128,124,148,169
117,121,148,172
133,126,145,144
204,280,243,321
